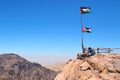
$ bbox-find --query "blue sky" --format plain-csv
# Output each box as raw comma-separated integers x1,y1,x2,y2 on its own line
0,0,120,59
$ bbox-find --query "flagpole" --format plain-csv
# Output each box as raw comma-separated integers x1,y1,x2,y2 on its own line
80,7,85,53
80,6,91,53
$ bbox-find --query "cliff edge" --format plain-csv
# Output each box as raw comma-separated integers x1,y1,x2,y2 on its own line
55,54,120,80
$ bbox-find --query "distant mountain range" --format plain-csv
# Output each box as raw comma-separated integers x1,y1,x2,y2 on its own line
0,53,57,80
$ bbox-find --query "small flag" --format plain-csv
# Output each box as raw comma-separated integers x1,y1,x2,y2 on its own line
80,7,91,14
82,27,91,33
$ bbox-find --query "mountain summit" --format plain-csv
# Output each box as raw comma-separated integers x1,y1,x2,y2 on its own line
55,54,120,80
0,53,57,80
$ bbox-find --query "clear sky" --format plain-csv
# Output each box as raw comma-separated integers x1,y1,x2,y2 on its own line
0,0,120,63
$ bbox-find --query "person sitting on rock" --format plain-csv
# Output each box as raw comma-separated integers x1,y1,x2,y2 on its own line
87,47,96,56
80,47,96,57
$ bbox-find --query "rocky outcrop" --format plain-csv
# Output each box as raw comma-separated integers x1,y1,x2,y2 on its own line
55,54,120,80
0,53,57,80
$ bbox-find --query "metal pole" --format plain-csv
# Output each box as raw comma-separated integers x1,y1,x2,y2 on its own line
80,7,85,53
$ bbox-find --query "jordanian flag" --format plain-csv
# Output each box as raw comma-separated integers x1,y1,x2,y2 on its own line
80,7,91,14
82,27,91,33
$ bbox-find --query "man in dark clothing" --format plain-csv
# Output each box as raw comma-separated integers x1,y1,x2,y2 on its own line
87,47,96,56
80,47,96,57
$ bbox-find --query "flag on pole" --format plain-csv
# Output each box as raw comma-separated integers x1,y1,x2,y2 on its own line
82,27,91,33
80,7,91,14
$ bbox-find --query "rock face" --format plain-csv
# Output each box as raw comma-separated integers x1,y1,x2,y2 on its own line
0,53,57,80
55,54,120,80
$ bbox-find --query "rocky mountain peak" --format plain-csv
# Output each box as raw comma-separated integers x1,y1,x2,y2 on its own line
55,54,120,80
0,53,57,80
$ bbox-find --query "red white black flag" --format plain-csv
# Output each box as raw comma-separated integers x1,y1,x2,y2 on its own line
80,7,91,14
82,27,91,33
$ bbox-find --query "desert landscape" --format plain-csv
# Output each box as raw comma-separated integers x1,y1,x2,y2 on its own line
0,53,120,80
